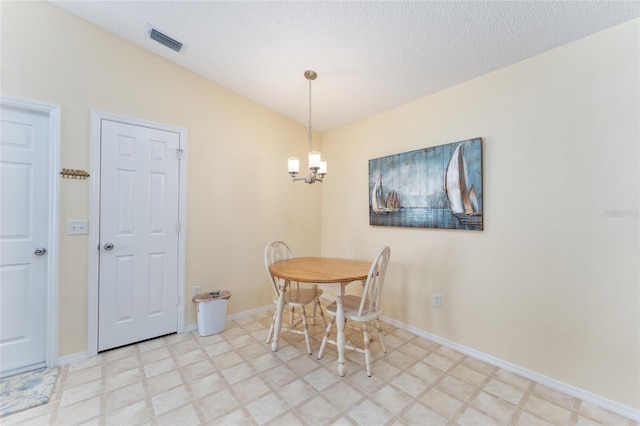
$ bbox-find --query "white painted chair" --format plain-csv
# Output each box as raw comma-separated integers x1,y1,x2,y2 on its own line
264,240,326,354
316,245,390,376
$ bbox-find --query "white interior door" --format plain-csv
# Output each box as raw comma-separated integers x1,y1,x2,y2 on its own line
0,103,51,375
98,119,181,351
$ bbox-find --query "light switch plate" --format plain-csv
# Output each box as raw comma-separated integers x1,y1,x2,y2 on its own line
68,220,89,235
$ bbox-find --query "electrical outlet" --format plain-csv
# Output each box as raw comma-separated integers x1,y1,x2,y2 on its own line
433,293,442,308
193,286,201,296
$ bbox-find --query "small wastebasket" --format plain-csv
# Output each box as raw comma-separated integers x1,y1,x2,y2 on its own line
192,290,231,336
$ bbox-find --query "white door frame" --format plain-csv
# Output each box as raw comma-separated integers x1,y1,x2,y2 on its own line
0,95,60,370
88,110,187,356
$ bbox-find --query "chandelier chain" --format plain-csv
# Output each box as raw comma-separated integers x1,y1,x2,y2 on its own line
308,77,313,151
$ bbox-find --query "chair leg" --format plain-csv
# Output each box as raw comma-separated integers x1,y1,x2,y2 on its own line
375,319,387,353
362,322,372,377
310,299,317,325
317,316,335,360
316,299,327,328
267,311,276,344
300,306,312,355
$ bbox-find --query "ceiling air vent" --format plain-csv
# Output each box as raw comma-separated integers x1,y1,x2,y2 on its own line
149,27,183,53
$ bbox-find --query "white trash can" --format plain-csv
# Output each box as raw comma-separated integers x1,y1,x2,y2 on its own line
192,290,231,336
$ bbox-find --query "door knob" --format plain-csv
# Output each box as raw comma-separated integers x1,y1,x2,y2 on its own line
34,247,47,256
103,243,114,251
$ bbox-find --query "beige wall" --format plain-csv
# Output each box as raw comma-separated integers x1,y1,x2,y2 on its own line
2,0,638,412
321,19,639,409
1,2,322,356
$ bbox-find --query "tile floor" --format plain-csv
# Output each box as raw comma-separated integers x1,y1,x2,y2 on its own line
3,305,637,426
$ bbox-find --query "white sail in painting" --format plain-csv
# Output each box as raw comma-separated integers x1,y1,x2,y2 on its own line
445,144,481,220
371,175,399,214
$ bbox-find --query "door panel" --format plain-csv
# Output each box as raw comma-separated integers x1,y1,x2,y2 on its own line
98,120,180,351
0,104,49,374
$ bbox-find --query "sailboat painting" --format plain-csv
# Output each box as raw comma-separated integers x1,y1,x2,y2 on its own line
369,138,483,231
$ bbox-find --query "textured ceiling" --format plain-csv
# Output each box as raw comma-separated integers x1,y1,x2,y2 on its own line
50,1,640,132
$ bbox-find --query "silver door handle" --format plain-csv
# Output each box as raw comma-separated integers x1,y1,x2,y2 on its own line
34,247,47,256
104,243,114,251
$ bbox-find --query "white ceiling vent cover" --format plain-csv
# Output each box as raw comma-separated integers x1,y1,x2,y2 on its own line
148,26,183,52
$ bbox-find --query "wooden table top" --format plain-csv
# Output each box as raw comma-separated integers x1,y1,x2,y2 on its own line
269,257,371,283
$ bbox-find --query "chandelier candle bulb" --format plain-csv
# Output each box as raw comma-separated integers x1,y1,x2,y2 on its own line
288,157,300,174
319,160,327,175
309,151,321,170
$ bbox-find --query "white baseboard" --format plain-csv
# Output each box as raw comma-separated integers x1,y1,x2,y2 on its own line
57,351,91,366
381,315,640,422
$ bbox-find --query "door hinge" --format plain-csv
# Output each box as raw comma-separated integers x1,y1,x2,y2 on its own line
176,222,182,233
177,294,180,306
176,148,183,160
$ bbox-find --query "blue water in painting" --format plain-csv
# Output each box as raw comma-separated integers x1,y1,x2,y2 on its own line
369,208,482,231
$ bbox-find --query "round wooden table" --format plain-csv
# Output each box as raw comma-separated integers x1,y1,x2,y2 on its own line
269,257,371,376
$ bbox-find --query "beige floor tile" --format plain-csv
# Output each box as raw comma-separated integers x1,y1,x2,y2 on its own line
450,364,489,387
369,385,413,415
104,399,151,425
463,356,497,375
261,364,298,388
140,346,171,365
146,369,184,395
54,396,102,425
63,365,102,389
182,358,216,382
211,350,243,370
229,375,271,405
493,368,533,391
484,377,527,406
396,341,429,359
143,357,177,379
533,383,576,410
196,388,239,421
220,362,256,385
151,385,193,416
304,366,341,391
275,378,319,408
399,402,448,426
470,391,517,423
515,410,555,425
2,310,636,426
436,375,476,402
106,354,140,376
245,392,289,424
295,395,340,424
424,351,456,372
105,367,143,392
188,371,227,399
154,403,200,426
212,408,255,425
177,348,208,368
347,398,394,425
457,406,501,425
525,395,572,425
419,387,464,420
322,381,364,412
59,379,102,408
105,382,145,413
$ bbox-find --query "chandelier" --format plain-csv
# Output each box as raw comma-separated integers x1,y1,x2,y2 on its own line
288,70,327,184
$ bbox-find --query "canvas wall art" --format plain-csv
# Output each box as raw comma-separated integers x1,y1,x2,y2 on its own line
369,137,483,231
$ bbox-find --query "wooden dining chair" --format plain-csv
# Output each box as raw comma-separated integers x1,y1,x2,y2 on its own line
264,240,326,355
316,245,390,376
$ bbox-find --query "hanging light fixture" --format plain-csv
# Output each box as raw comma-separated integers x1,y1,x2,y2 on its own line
288,70,327,184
